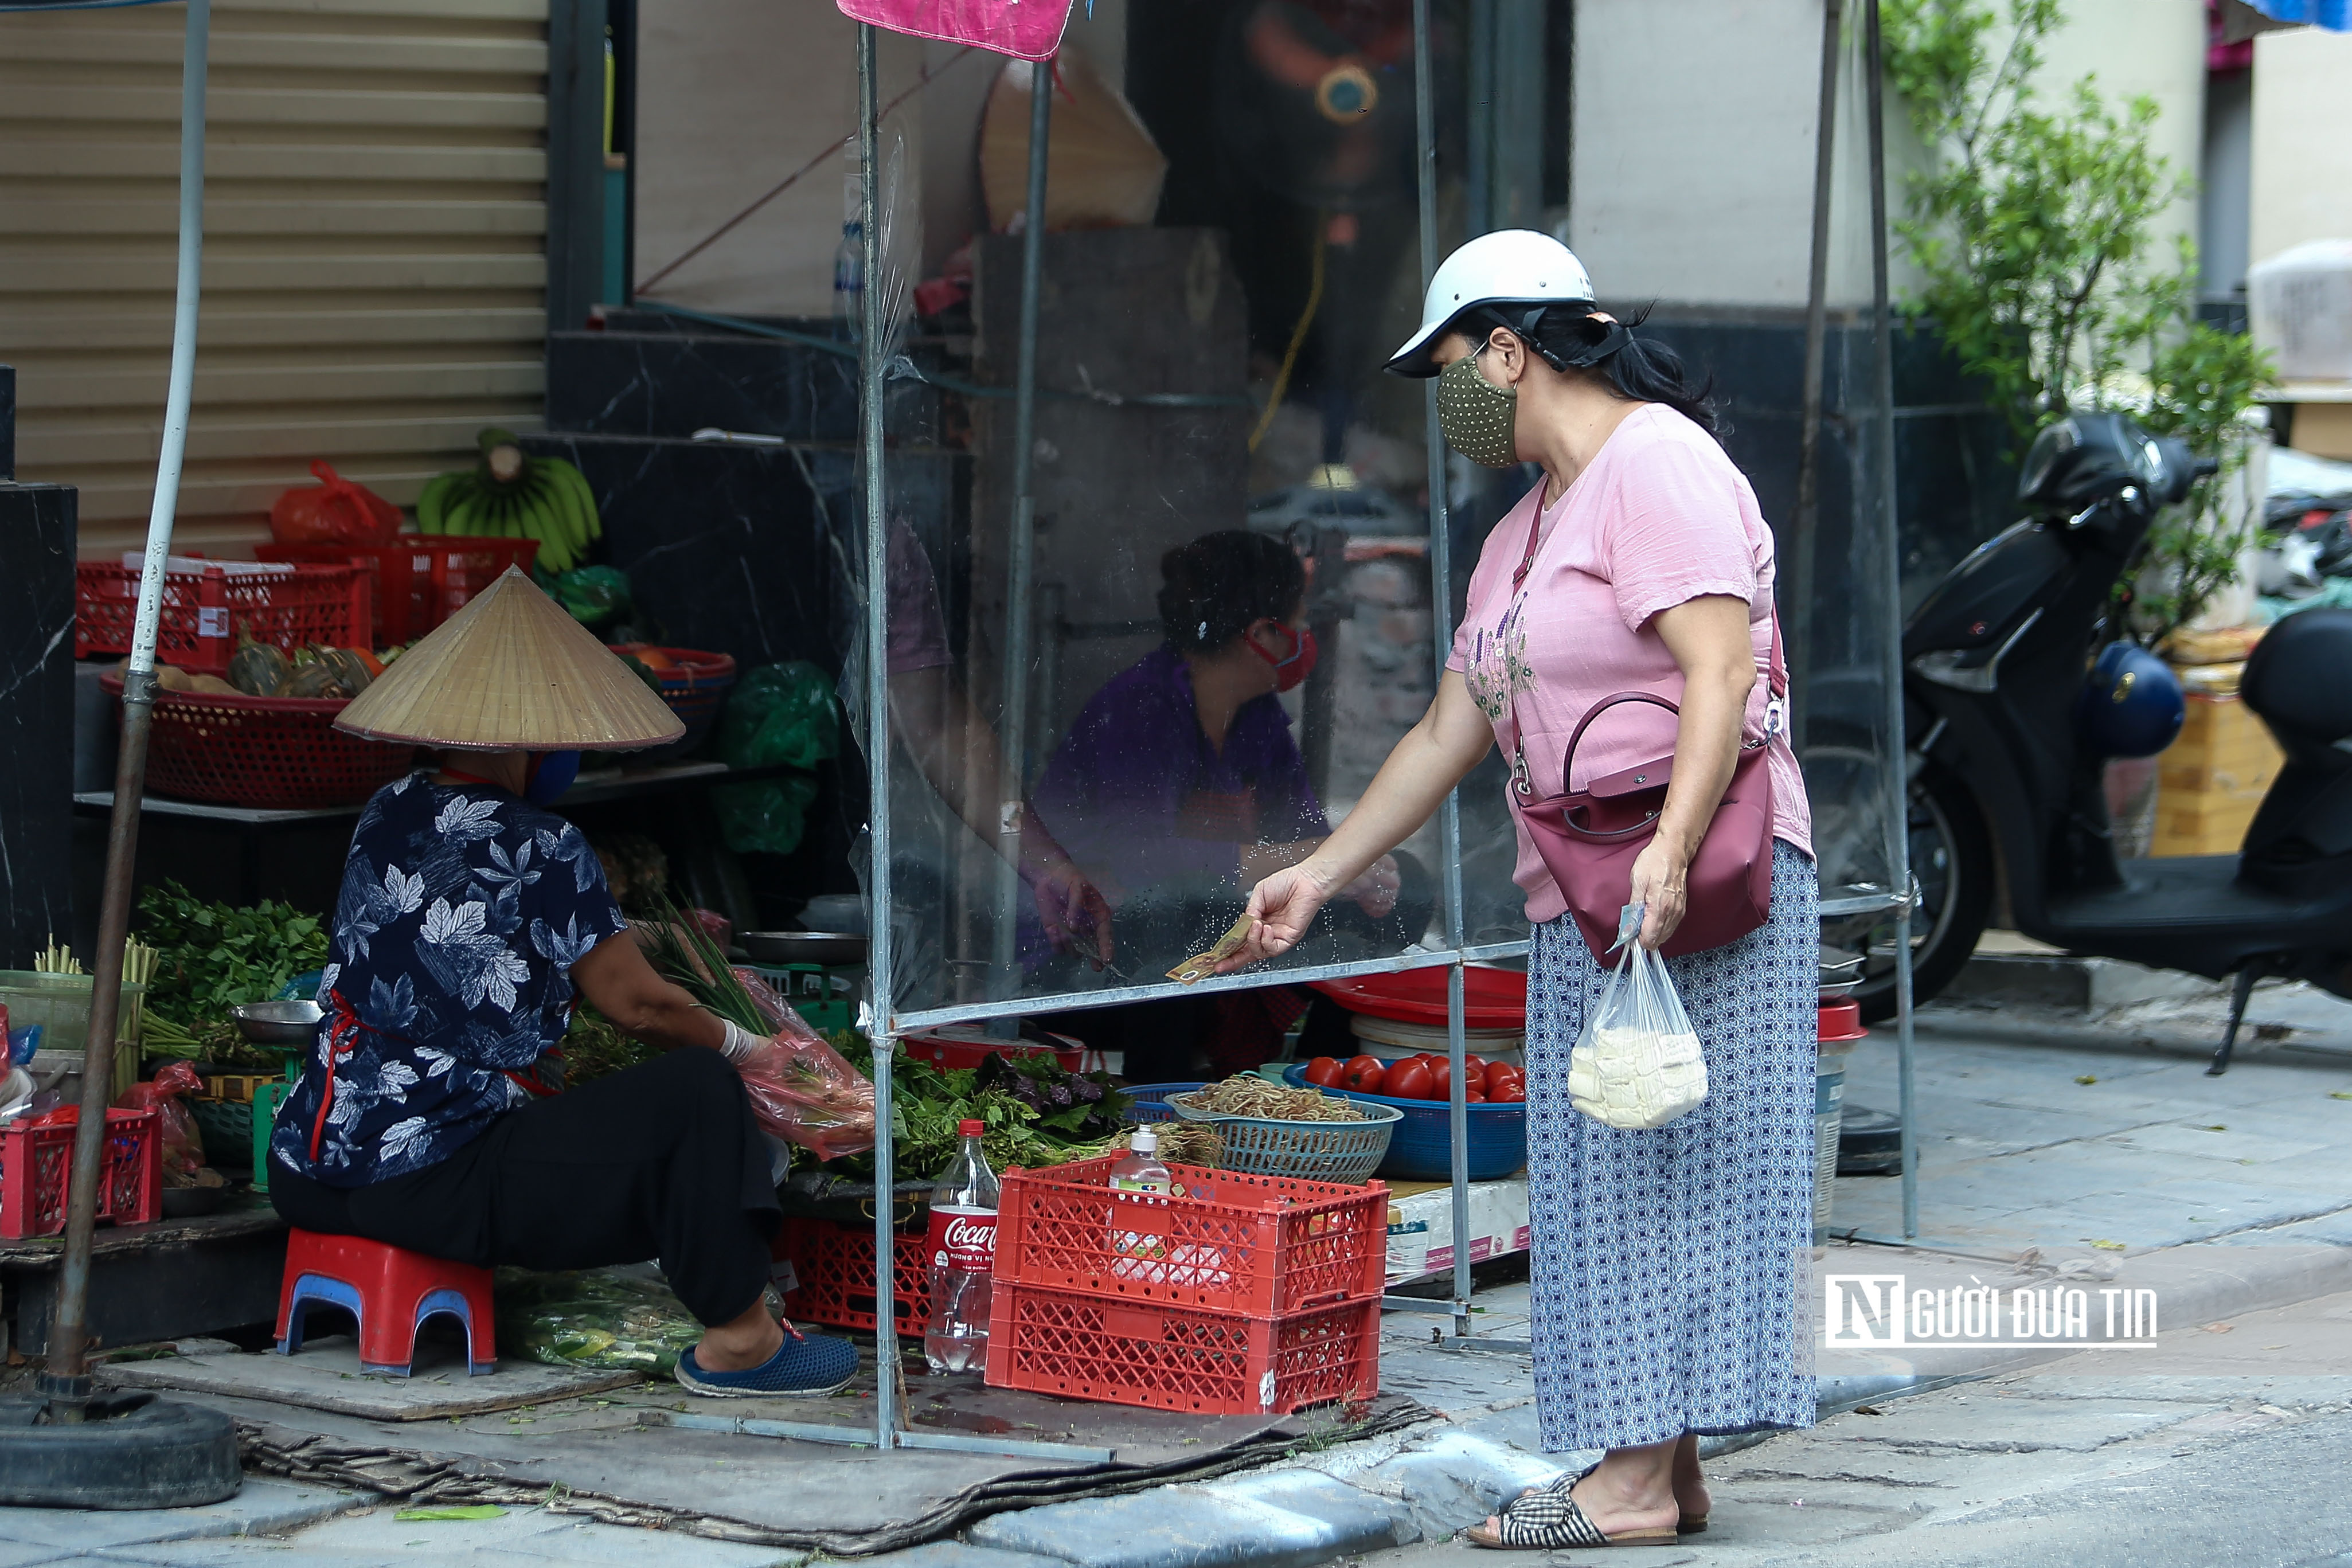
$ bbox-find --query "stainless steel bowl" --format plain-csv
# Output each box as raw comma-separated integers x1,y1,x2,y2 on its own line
1818,944,1867,997
230,999,323,1046
741,931,868,968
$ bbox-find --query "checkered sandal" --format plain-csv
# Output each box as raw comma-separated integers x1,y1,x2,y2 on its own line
1462,1485,1679,1550
1517,1465,1708,1535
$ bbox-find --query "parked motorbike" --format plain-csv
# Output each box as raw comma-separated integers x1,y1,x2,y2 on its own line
1837,410,2352,1074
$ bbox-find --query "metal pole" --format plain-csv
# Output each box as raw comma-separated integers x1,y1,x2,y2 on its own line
987,57,1053,1023
1790,0,1843,754
1411,0,1473,1336
40,0,209,1411
856,22,901,1448
1861,0,1917,1240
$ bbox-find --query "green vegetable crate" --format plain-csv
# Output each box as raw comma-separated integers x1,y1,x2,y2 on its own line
251,1081,288,1192
746,962,857,1034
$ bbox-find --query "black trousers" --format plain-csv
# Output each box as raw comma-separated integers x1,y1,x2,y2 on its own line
271,1047,780,1327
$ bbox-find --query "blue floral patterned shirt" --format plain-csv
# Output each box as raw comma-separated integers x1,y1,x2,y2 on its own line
269,773,627,1187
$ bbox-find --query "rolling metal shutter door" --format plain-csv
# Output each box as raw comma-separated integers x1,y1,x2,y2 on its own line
0,0,550,558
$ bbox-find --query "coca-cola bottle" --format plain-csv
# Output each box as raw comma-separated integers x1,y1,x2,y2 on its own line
923,1118,999,1374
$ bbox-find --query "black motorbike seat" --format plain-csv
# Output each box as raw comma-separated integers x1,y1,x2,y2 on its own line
2243,607,2352,756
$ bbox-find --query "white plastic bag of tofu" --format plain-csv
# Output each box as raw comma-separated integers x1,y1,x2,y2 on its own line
1567,904,1708,1130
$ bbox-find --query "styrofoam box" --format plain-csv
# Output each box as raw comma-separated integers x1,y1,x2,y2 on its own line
2251,240,2352,382
1385,1177,1530,1284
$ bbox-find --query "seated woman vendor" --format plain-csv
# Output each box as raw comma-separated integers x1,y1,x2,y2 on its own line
1029,532,1424,1072
265,568,854,1398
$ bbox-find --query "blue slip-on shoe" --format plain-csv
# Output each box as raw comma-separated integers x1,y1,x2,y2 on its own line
674,1323,860,1398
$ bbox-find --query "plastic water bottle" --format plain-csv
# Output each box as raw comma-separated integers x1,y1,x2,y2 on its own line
1108,1128,1172,1278
923,1117,999,1374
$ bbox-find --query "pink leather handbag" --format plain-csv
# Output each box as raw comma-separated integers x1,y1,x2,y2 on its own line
1498,508,1786,963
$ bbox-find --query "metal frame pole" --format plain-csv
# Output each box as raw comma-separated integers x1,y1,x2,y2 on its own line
855,22,902,1448
1407,0,1474,1338
987,58,1053,1020
1861,0,1919,1239
40,0,209,1410
1789,0,1843,755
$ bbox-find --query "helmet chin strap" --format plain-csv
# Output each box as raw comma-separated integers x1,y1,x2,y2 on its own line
1490,305,1633,373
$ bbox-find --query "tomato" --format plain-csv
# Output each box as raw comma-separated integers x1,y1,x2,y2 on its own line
1463,1054,1487,1082
1341,1055,1386,1094
1488,1079,1525,1103
1483,1061,1521,1095
1382,1059,1434,1101
1302,1055,1345,1088
1465,1089,1487,1104
1427,1060,1451,1100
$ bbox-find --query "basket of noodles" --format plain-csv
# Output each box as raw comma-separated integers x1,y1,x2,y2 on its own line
1165,1074,1400,1186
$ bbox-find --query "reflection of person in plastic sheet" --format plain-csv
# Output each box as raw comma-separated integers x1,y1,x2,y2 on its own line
882,521,1114,971
1029,530,1431,1079
1213,0,1421,464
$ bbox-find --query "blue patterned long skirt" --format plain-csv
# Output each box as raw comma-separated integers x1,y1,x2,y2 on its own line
1523,839,1818,1452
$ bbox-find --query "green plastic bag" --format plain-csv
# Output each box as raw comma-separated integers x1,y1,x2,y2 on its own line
549,566,634,633
716,662,839,772
712,773,821,857
493,1267,702,1378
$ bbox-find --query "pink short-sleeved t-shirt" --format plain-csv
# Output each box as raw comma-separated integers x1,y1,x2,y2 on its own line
1447,404,1813,924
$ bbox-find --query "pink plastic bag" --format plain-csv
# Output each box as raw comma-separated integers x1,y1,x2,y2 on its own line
834,0,1073,61
730,969,876,1162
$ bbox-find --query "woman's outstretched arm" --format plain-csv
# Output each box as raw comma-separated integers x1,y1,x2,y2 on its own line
1225,670,1494,968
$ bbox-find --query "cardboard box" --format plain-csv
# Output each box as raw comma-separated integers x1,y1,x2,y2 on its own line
2153,691,2283,857
1385,1178,1530,1284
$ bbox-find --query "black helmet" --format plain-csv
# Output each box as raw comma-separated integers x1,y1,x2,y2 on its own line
2015,412,2165,516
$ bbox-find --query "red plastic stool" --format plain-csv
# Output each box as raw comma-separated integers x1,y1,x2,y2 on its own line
275,1228,497,1377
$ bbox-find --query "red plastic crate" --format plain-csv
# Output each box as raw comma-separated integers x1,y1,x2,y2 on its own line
0,1106,161,1241
75,562,370,676
991,1155,1387,1316
900,1025,1085,1074
770,1215,931,1332
101,674,417,810
258,539,539,646
985,1280,1380,1415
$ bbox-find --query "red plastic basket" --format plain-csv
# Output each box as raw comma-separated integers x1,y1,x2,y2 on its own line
258,539,540,647
985,1280,1380,1415
991,1155,1387,1317
605,644,739,759
0,1106,161,1241
900,1025,1086,1074
100,674,417,810
75,562,370,677
770,1216,931,1332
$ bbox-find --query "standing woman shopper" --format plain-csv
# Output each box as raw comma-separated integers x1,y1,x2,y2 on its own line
1230,231,1816,1549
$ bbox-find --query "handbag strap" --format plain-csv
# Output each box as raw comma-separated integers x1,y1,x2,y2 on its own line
1499,500,1791,799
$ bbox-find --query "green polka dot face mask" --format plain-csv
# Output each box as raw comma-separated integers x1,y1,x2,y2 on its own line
1435,348,1521,468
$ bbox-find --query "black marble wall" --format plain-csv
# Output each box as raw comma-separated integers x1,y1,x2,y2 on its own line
0,476,77,968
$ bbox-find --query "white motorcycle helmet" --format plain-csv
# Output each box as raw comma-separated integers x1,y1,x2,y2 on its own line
1385,229,1597,379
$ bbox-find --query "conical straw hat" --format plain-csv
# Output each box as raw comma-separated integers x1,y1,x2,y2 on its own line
334,567,685,750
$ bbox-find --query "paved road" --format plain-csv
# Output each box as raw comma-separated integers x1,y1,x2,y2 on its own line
1343,1289,2352,1568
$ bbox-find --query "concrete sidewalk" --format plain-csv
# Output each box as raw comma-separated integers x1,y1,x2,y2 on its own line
9,996,2351,1566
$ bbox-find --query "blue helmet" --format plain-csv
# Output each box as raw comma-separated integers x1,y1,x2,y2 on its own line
2077,642,2185,759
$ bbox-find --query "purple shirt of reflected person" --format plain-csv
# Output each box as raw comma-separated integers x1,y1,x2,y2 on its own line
1031,644,1330,900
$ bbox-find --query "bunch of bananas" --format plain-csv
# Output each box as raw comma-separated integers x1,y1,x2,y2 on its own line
416,428,601,572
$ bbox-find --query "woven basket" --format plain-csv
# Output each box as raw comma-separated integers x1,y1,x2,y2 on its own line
1166,1090,1399,1184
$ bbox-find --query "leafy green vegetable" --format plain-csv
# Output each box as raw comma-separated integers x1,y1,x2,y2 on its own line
561,1003,657,1086
639,894,768,1033
134,881,330,1065
830,1047,1132,1180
